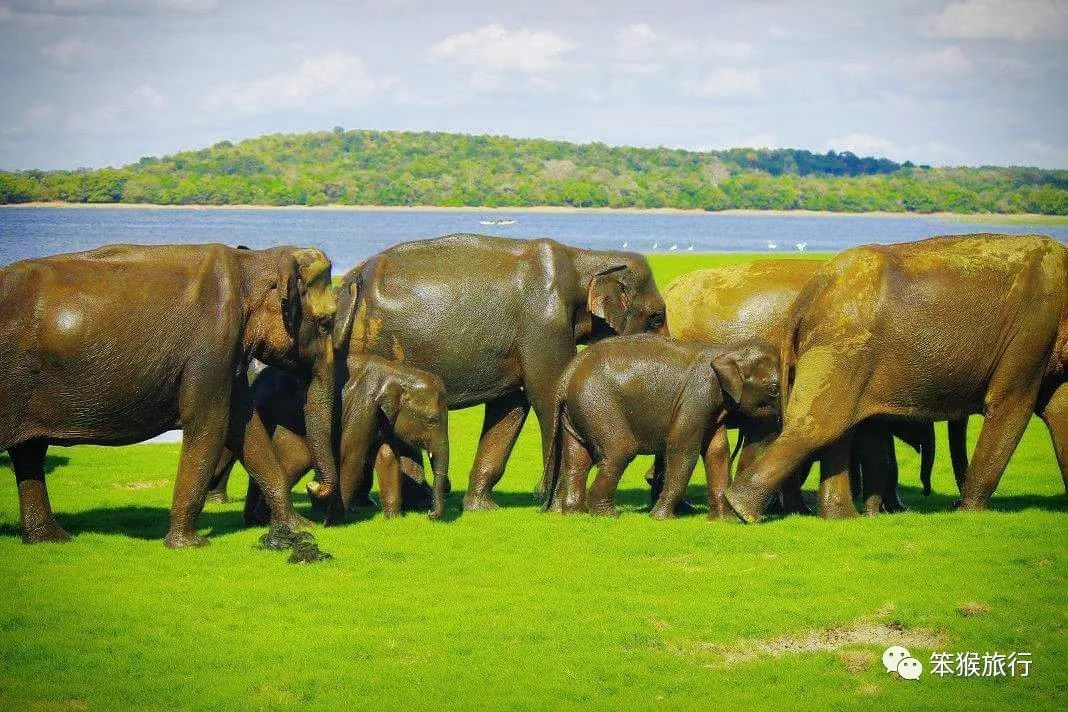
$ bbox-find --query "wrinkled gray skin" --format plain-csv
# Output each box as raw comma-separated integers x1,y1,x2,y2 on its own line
0,244,339,547
208,357,449,522
543,335,780,519
333,234,667,511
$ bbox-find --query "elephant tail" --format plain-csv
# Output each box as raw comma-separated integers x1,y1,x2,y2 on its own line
539,358,581,511
918,422,935,497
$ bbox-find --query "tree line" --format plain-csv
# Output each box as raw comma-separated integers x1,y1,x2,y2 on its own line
1,128,1065,214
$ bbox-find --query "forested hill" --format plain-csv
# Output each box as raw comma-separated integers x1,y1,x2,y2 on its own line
1,128,1066,214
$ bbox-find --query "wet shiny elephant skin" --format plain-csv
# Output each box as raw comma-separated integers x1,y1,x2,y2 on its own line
333,234,666,511
664,259,952,516
726,234,1068,523
210,356,449,523
542,334,780,519
0,244,339,546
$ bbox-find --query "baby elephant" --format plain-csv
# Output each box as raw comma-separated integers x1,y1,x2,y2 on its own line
335,355,450,521
542,334,779,519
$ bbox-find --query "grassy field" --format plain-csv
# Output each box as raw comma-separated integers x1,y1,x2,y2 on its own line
1,253,1065,711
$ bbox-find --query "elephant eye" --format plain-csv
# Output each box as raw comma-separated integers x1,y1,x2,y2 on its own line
648,312,665,329
317,316,334,335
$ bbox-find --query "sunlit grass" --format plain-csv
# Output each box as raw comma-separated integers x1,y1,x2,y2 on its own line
1,253,1065,710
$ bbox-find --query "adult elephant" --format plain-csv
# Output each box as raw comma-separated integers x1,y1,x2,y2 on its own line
726,234,1068,522
664,259,961,514
0,244,340,546
331,233,667,511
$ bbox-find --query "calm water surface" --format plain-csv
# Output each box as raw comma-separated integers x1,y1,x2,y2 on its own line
2,206,1065,273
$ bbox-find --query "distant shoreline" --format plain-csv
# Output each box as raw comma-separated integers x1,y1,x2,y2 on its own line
2,202,1065,225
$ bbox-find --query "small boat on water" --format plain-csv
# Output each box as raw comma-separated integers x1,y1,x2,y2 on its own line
479,218,517,226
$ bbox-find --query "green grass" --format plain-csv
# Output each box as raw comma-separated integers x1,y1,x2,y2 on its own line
1,253,1065,711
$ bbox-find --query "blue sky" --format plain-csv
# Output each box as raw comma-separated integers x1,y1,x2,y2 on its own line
0,0,1065,170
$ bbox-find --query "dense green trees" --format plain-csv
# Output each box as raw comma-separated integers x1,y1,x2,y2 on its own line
1,129,1065,214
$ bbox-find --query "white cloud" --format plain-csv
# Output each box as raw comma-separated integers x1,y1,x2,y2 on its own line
613,23,753,70
429,23,572,74
134,84,167,109
685,67,763,98
928,0,1068,40
40,38,100,64
203,51,387,114
903,46,973,74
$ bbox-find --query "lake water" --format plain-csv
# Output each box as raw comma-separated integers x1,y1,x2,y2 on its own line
2,206,1065,274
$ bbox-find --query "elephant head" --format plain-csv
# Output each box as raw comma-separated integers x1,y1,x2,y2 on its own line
381,373,450,520
709,342,781,422
581,251,667,341
247,247,340,507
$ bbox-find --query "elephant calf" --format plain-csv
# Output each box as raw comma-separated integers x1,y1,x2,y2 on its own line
215,355,450,522
543,334,780,519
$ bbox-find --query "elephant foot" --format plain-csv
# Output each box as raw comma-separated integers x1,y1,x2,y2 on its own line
22,520,72,544
462,493,500,512
205,490,229,505
707,509,736,522
282,512,315,531
673,498,698,516
588,501,620,517
880,495,908,514
649,503,676,520
818,499,859,519
545,498,565,514
956,497,987,512
724,484,766,524
164,529,210,549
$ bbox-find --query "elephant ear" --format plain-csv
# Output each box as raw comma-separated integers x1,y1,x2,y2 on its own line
587,265,630,335
276,253,304,339
711,352,745,404
379,381,404,424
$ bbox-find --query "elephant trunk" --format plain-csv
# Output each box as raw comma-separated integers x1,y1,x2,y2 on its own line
304,355,341,513
427,440,449,521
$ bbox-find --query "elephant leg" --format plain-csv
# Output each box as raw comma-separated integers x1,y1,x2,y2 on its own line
881,435,907,513
818,432,859,519
349,452,379,510
206,447,236,504
651,447,701,520
588,454,631,517
646,458,663,509
1038,383,1068,492
10,440,69,544
376,441,404,518
959,393,1039,511
852,422,890,516
779,461,814,516
948,417,970,494
168,408,230,548
701,425,732,521
464,390,530,512
558,426,594,515
243,427,311,526
392,441,434,512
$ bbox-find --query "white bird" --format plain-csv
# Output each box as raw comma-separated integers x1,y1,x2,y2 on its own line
669,243,678,251
796,242,807,252
621,241,628,248
652,242,659,250
767,241,778,250
686,244,694,251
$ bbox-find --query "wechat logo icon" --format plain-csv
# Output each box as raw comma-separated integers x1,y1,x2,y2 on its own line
883,646,923,680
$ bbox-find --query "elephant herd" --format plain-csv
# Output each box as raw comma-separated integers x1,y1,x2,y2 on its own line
0,232,1064,550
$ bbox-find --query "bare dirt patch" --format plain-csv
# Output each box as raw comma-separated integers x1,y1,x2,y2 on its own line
673,619,947,670
111,479,170,491
956,601,990,617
